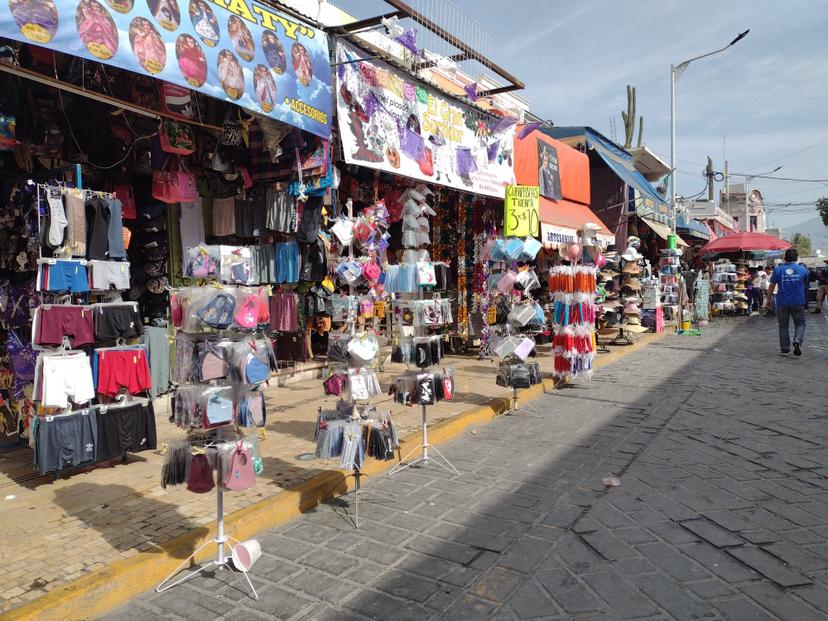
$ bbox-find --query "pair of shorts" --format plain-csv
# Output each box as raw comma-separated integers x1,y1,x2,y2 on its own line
45,260,89,293
89,261,131,291
270,293,298,332
398,265,417,293
37,305,95,347
254,244,276,284
97,349,152,397
96,402,157,461
275,241,299,283
36,409,97,474
96,305,143,340
41,353,95,408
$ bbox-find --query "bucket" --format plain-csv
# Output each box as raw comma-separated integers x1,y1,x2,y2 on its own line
667,234,678,250
681,320,691,330
231,539,262,572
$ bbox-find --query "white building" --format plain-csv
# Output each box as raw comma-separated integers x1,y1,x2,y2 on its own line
720,183,766,233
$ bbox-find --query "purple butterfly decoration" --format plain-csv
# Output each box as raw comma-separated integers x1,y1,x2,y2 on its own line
464,82,478,101
487,140,500,161
493,116,517,134
518,122,543,139
363,91,380,120
395,29,421,57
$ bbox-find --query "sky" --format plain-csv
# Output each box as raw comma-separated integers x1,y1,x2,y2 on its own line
327,0,828,231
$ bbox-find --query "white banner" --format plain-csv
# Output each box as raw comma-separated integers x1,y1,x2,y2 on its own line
335,41,515,198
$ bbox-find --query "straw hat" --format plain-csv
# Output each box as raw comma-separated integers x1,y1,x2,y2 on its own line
621,246,643,262
623,323,649,333
622,262,642,275
624,302,641,315
622,279,641,290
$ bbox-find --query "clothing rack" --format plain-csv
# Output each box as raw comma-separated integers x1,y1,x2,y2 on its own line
388,278,458,478
156,439,259,600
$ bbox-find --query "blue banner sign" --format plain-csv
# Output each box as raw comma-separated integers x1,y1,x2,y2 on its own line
3,0,332,137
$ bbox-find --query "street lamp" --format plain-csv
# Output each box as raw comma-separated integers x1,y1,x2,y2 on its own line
670,29,749,233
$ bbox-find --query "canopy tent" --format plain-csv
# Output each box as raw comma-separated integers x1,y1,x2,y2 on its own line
699,231,790,257
676,214,710,241
639,216,688,247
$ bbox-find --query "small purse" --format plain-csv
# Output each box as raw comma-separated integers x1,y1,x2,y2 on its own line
416,262,436,287
159,119,196,155
187,454,214,493
496,270,517,294
223,442,256,491
323,373,347,396
508,304,536,327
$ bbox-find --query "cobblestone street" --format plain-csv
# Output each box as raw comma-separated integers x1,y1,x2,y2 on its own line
104,314,828,621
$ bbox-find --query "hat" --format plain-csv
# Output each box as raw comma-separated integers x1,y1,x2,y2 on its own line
603,251,621,265
627,236,641,247
602,300,622,310
622,262,641,275
624,302,641,315
623,296,643,305
598,327,621,336
621,246,643,262
623,323,649,333
602,310,620,326
735,301,748,310
600,270,618,282
622,279,641,290
605,289,620,300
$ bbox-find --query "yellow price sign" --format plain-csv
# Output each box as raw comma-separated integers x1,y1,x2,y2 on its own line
504,185,540,237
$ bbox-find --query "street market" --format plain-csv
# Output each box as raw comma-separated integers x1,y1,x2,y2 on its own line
0,1,826,620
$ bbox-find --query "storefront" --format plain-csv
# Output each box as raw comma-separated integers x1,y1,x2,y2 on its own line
0,1,335,470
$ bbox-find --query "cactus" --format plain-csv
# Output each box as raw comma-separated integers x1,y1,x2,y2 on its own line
621,85,645,149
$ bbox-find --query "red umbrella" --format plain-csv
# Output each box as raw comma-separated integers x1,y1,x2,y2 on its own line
699,231,791,255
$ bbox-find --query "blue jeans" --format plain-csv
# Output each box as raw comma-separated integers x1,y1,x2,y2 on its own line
777,305,806,352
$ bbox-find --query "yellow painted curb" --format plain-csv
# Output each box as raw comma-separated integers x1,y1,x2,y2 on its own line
2,329,671,621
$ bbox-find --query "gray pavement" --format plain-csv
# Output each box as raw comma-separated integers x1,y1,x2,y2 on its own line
104,313,828,620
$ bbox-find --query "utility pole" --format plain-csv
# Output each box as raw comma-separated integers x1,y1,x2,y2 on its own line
706,157,714,201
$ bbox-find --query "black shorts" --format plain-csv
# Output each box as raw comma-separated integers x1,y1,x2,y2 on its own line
95,402,157,460
96,305,143,340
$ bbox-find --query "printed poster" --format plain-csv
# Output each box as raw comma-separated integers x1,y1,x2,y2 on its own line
2,0,332,138
335,40,515,199
537,140,561,200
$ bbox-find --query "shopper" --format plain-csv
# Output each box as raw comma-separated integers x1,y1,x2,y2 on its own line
751,266,766,310
766,248,809,356
812,264,828,314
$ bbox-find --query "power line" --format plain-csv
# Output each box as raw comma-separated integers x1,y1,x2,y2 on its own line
743,137,828,172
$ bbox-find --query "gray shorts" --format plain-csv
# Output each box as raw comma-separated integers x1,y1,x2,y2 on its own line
36,410,98,474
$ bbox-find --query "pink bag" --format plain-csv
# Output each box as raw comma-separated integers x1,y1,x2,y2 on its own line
497,270,517,295
223,442,256,491
152,158,198,204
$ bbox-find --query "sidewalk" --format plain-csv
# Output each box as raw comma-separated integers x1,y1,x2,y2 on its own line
0,332,656,615
103,312,828,621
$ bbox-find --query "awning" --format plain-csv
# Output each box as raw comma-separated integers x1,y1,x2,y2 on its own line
640,216,688,247
676,214,710,240
542,127,669,212
540,198,614,248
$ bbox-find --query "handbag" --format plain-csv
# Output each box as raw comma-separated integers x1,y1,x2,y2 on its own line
512,337,535,361
152,157,198,204
327,338,351,364
197,293,236,329
509,364,531,389
441,371,454,401
497,270,517,295
416,262,436,287
493,336,519,359
205,391,233,426
508,304,536,327
159,119,196,155
223,442,256,491
187,454,214,493
113,185,137,220
515,269,541,292
521,237,543,261
347,332,379,365
323,373,347,396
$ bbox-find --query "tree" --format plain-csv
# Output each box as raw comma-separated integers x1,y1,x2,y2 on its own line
817,197,828,227
790,232,812,257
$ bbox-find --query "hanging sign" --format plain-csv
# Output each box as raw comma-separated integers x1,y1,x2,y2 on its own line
504,185,539,237
335,40,516,198
1,0,332,138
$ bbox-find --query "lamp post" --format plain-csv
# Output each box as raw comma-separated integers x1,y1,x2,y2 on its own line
670,30,749,233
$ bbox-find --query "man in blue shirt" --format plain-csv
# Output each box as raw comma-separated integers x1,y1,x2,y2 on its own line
766,247,809,356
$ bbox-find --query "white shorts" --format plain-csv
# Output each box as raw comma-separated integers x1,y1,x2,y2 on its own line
41,353,95,408
89,261,131,291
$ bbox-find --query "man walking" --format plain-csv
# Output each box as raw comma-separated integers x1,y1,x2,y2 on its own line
766,248,809,356
812,263,828,314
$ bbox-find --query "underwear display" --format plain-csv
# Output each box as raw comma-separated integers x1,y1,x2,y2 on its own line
38,352,96,408
35,305,95,348
88,261,131,291
95,304,143,340
96,349,152,397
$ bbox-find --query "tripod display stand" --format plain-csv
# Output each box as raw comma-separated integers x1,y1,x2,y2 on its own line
157,481,259,599
388,403,459,476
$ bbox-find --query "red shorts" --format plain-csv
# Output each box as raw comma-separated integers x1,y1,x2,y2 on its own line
37,306,95,347
97,349,152,397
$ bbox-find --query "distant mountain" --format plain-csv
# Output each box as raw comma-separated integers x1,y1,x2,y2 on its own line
781,216,828,255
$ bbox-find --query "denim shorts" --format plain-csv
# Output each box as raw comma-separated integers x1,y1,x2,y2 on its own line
275,241,299,283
